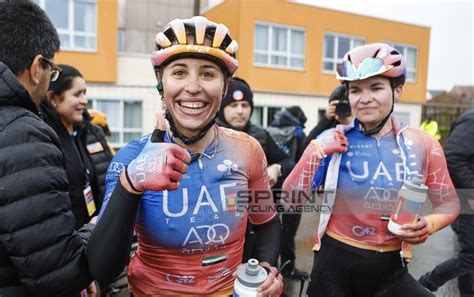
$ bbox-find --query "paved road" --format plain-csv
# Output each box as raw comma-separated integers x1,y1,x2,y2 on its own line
283,212,460,297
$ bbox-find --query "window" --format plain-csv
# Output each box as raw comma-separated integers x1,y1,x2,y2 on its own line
254,23,305,70
118,29,126,52
323,33,365,72
387,43,418,82
87,99,143,148
35,0,97,51
251,106,283,128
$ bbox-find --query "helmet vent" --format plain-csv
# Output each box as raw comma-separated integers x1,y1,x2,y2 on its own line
204,26,215,46
372,49,381,58
392,60,401,67
391,50,400,55
164,28,178,46
184,24,196,45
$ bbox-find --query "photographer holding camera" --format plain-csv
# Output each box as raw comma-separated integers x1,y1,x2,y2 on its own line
304,85,353,149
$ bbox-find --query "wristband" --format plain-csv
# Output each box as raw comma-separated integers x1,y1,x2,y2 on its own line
125,165,141,193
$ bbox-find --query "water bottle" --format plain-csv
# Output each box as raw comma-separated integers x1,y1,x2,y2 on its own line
233,258,268,297
388,173,428,235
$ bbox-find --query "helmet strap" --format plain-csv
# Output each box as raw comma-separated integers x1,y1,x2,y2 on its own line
164,110,216,145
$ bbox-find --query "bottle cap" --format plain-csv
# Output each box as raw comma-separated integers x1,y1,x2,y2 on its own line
404,173,428,192
236,259,268,288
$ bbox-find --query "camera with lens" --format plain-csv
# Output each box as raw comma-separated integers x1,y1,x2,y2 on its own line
335,97,351,120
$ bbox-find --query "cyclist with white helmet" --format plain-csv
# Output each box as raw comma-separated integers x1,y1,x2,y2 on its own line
100,16,283,296
283,43,460,296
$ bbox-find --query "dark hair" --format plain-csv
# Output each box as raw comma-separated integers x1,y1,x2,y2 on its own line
48,64,83,97
391,75,406,88
0,1,60,75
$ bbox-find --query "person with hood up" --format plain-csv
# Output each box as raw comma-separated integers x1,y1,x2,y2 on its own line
267,106,309,279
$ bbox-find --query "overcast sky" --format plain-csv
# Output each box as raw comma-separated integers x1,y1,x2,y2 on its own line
209,0,473,91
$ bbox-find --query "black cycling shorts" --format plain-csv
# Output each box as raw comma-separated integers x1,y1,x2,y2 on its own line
306,235,435,297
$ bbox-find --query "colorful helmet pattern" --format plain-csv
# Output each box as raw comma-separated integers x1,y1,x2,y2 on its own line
336,43,406,82
151,16,239,75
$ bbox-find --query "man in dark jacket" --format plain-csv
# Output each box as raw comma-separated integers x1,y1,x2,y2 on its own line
419,109,474,296
267,106,309,279
0,2,178,296
216,77,293,188
216,77,294,264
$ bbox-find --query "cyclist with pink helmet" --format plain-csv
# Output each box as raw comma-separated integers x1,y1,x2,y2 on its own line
283,43,460,296
99,16,283,296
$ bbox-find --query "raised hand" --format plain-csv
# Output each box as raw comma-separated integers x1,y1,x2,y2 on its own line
126,141,191,192
125,113,191,192
314,129,348,157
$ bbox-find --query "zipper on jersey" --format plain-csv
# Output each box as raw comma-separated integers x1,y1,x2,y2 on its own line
198,156,204,170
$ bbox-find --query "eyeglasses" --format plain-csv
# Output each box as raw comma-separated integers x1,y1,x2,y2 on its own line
41,56,62,82
336,58,393,81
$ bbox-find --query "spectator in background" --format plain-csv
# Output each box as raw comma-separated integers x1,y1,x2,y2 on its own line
420,110,441,141
0,2,143,296
216,77,293,189
216,77,294,263
89,109,112,137
419,109,474,296
40,64,114,229
267,106,309,279
89,108,116,153
267,106,307,161
304,85,353,149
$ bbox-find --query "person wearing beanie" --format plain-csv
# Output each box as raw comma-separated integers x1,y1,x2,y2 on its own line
217,77,293,188
217,77,294,264
303,85,353,149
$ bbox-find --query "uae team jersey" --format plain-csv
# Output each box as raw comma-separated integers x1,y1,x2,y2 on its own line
313,119,458,251
326,126,404,247
100,126,275,295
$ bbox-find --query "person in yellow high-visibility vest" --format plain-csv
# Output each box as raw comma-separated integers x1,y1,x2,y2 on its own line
420,116,441,141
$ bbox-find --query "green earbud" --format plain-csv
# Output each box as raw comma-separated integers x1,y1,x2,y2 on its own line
156,82,164,94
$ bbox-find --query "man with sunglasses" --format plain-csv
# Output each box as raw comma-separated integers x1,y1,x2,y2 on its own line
283,43,460,296
0,2,146,296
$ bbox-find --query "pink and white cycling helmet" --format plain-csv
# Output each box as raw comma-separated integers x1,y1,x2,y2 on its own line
151,16,239,76
336,43,406,82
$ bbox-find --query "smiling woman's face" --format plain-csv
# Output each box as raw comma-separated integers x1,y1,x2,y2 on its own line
348,76,401,131
51,76,88,129
160,58,226,136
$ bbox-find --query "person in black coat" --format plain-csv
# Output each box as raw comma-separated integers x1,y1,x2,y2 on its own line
40,64,113,229
216,77,294,265
267,106,309,279
0,3,172,296
419,109,474,296
304,85,353,149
